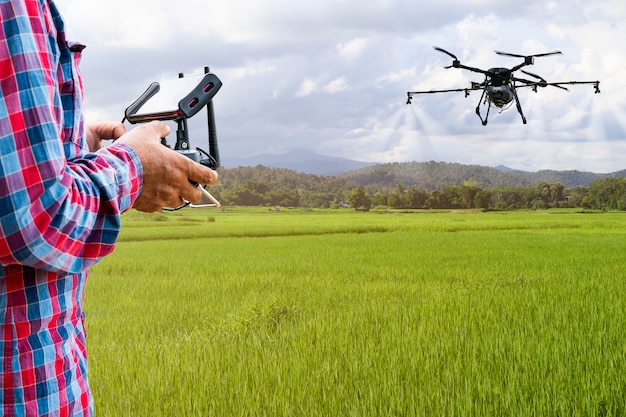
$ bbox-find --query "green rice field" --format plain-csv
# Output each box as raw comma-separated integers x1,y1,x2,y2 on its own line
86,208,626,416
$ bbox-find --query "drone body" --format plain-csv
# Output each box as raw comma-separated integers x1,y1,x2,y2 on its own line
483,68,516,107
407,47,601,125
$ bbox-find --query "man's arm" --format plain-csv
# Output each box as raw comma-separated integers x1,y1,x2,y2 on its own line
0,0,142,273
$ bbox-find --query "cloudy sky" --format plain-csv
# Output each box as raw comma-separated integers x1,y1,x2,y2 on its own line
56,0,625,172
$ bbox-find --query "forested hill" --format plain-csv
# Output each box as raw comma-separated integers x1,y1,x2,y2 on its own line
337,161,626,190
210,162,626,208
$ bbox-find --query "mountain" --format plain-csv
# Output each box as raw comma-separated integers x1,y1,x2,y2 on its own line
337,161,626,190
223,149,377,176
339,161,531,190
494,165,515,172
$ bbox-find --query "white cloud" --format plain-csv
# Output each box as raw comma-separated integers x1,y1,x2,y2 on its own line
295,78,317,98
224,62,276,81
323,78,348,94
337,38,370,60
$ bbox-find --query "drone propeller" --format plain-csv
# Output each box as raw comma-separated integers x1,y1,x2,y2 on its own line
521,70,545,81
433,46,463,69
495,50,562,59
520,70,569,91
434,46,458,60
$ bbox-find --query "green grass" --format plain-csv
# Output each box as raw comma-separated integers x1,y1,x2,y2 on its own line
86,208,626,416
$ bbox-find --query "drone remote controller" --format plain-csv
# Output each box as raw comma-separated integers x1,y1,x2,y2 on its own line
124,67,223,208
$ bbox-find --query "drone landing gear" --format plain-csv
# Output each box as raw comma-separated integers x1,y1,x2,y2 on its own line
476,88,490,126
474,86,528,125
512,88,527,125
477,104,489,126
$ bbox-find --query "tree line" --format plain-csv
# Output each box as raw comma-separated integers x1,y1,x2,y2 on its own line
209,165,626,211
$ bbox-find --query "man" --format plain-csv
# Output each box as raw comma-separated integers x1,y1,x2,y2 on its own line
0,0,218,415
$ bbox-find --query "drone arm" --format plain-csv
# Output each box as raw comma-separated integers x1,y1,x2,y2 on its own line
550,81,601,93
407,88,474,95
512,77,553,92
406,87,476,103
510,62,531,73
512,76,536,85
455,63,489,75
514,79,600,93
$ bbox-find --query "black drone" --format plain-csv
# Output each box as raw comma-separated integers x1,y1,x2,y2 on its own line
406,47,601,125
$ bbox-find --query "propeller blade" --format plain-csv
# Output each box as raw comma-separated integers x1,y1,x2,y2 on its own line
519,70,570,91
496,50,562,58
433,46,458,61
517,77,570,91
495,50,526,58
521,70,546,82
547,83,569,91
532,50,562,58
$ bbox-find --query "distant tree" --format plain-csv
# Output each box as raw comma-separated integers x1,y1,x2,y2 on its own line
531,197,548,210
390,183,408,208
474,189,492,210
347,187,372,211
459,180,481,208
565,186,587,208
230,187,266,206
371,192,389,207
491,187,532,210
550,182,566,206
441,186,463,209
536,180,551,206
582,177,626,210
407,186,428,209
386,193,400,209
426,190,450,209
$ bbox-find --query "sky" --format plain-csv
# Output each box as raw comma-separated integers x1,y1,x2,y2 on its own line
56,0,626,173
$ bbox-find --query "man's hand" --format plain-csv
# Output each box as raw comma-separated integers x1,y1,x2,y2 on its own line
114,121,218,212
86,121,127,151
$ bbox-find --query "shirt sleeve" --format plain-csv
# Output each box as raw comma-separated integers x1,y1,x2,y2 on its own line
0,0,142,274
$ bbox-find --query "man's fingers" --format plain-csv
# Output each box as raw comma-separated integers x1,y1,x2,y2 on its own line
94,121,127,140
149,121,171,140
110,123,127,140
188,164,218,186
180,181,204,204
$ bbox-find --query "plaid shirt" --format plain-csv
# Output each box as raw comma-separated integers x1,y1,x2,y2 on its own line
0,1,142,415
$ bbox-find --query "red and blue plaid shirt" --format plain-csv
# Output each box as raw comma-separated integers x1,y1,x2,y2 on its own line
1,1,143,415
